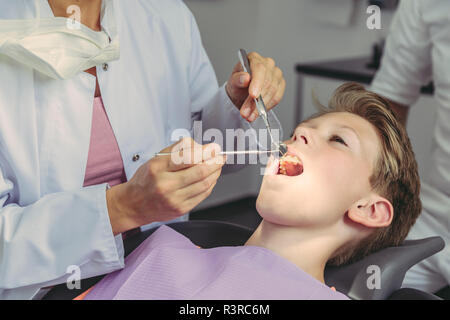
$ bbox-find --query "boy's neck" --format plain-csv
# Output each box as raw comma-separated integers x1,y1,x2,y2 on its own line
245,220,344,284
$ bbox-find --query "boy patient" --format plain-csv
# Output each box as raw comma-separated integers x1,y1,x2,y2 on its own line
83,83,421,300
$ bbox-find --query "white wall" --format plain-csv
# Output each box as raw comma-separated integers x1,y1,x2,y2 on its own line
185,0,400,209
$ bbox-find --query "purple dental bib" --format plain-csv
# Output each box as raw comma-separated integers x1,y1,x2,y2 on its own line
85,225,349,300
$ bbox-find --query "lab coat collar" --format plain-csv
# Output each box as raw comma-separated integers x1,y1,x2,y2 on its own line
101,0,118,41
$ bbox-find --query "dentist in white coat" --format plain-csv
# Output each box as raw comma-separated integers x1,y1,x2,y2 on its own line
370,0,449,294
0,0,286,299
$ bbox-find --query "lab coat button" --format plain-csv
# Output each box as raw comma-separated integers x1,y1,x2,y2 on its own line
102,63,109,71
132,154,140,162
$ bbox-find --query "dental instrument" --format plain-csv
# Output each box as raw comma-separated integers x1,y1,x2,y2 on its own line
154,149,281,157
238,49,287,157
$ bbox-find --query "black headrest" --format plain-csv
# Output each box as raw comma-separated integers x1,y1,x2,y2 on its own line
324,237,445,300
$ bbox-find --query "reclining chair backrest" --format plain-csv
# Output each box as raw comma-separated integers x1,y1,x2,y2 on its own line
324,237,445,300
124,220,254,253
43,220,444,300
137,221,445,300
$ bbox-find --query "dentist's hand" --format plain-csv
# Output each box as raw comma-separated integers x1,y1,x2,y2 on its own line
106,138,226,235
226,51,286,122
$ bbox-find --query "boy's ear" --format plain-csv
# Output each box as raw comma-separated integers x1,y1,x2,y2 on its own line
347,195,394,228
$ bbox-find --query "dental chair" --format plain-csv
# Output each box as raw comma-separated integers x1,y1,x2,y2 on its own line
43,220,445,300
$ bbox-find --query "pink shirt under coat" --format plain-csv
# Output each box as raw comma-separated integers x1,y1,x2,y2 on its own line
83,96,127,188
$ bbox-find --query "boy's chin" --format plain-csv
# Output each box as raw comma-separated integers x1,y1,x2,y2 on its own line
255,193,264,215
257,181,290,212
256,191,292,225
255,192,271,218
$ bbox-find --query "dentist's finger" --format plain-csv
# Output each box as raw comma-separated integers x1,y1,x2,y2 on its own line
271,78,286,108
226,69,252,110
240,96,256,119
182,181,218,212
202,143,222,163
261,68,283,110
248,53,269,98
257,56,276,94
177,165,222,200
167,179,218,218
175,156,225,189
150,137,198,172
229,71,251,90
264,156,280,176
168,141,222,172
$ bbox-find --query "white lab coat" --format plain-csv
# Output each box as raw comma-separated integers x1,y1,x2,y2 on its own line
0,0,266,299
371,0,450,293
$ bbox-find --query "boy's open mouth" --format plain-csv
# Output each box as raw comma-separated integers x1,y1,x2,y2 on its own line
278,152,304,176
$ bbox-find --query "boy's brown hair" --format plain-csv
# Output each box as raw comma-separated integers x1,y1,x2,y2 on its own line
311,83,422,266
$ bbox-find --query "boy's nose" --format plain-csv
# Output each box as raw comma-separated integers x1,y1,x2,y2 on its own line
287,126,314,149
295,128,311,145
300,135,308,144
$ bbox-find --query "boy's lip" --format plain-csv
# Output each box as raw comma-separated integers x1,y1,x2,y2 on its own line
286,144,303,161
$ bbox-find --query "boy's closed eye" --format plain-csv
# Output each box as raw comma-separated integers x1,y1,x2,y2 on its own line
330,135,348,146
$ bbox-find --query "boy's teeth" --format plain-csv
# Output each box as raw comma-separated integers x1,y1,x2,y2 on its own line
278,153,304,176
282,155,301,163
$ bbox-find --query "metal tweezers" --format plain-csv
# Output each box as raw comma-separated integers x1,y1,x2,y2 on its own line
238,49,287,157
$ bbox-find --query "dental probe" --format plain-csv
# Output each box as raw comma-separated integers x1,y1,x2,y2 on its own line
154,150,281,157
